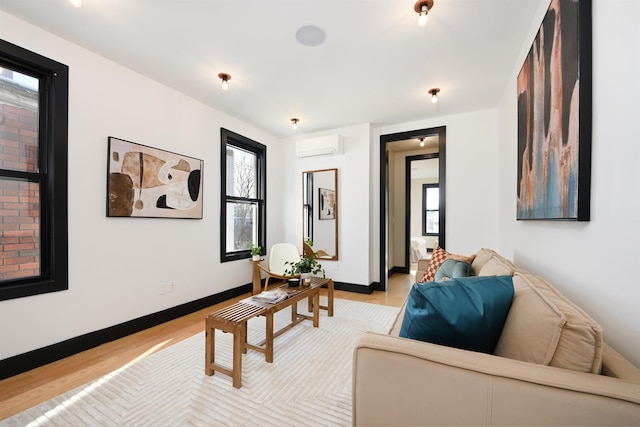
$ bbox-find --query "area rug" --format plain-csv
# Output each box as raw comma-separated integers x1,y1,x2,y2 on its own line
3,298,399,426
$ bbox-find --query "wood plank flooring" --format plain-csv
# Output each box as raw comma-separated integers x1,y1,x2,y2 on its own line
0,272,414,419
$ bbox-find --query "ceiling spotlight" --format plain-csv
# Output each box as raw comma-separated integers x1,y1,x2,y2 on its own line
429,88,440,103
218,73,231,90
419,137,425,147
414,0,434,26
69,0,82,7
291,118,299,130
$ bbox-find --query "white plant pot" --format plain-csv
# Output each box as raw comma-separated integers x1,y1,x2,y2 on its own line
252,255,261,261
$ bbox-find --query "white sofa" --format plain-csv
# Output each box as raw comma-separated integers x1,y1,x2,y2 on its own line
353,248,640,426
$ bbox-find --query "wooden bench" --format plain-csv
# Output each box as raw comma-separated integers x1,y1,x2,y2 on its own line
205,279,328,388
204,302,267,388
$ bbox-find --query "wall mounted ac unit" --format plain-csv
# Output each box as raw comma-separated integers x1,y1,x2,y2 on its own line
296,134,343,158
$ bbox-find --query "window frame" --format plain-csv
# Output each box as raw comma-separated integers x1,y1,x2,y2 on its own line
422,183,439,236
220,128,266,262
0,40,68,301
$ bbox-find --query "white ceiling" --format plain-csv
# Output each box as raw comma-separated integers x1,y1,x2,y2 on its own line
0,0,542,138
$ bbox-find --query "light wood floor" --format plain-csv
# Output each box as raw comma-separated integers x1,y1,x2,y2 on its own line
0,273,414,420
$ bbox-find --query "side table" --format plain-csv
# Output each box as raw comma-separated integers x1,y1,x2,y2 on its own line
251,259,263,295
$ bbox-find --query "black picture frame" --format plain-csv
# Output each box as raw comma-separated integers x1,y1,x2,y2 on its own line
516,0,592,221
318,187,335,220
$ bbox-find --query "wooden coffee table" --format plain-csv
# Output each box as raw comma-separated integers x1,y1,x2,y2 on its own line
205,278,330,388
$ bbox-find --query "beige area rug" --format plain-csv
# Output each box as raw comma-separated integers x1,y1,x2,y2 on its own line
3,298,399,427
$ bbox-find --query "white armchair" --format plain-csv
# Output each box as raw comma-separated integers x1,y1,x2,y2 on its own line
253,243,301,293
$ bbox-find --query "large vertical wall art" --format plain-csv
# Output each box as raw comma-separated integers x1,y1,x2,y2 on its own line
107,137,204,218
516,0,592,221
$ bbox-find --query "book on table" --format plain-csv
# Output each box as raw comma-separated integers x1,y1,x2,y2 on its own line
251,287,300,304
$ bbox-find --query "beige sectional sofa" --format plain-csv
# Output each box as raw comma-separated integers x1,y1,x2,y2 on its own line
353,248,640,426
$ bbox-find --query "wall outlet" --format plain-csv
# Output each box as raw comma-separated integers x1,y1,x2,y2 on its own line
168,282,176,293
160,283,168,295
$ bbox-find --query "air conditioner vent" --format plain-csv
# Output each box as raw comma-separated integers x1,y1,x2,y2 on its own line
296,134,343,158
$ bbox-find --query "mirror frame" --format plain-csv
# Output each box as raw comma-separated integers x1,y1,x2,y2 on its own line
302,168,338,260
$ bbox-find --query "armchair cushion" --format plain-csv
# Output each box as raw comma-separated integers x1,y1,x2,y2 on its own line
399,276,514,354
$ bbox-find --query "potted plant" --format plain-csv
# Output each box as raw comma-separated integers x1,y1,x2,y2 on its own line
284,240,325,281
249,243,261,261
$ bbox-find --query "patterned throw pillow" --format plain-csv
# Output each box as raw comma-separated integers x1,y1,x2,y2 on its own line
420,245,476,283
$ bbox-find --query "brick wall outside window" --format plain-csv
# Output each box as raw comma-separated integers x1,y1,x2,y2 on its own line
0,99,41,281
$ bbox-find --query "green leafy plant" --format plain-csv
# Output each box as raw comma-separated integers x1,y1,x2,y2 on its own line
249,243,261,256
284,240,325,277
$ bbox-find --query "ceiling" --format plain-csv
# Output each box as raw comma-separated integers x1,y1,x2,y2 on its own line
0,0,542,138
388,135,439,153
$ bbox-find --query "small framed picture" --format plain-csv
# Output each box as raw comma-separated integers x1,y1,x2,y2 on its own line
319,188,335,220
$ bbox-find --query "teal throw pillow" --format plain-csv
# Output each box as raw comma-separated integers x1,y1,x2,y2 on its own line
399,276,514,354
434,258,474,281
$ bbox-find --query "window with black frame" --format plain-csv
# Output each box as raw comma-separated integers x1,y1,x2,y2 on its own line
422,183,439,236
0,40,68,301
220,128,266,262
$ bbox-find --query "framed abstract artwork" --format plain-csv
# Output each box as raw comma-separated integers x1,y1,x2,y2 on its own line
107,137,204,219
516,0,592,221
318,187,335,220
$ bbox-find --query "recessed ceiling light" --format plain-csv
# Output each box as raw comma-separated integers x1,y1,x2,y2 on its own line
295,25,326,47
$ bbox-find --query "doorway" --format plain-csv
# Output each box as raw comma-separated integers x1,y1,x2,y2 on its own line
405,154,439,274
378,126,446,291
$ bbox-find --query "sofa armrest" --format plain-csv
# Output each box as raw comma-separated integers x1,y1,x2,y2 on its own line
602,343,640,381
353,332,640,426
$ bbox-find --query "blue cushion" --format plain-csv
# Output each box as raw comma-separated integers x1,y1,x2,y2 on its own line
399,276,514,353
434,258,473,281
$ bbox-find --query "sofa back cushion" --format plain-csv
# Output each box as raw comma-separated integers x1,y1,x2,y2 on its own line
478,255,517,277
494,272,603,374
471,248,497,273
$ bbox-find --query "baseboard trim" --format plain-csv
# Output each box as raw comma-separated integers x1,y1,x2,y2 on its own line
334,281,375,294
0,283,252,381
0,280,380,380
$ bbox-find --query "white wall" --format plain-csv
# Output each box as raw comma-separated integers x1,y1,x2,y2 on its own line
280,124,372,288
0,12,281,360
371,109,501,283
495,0,640,366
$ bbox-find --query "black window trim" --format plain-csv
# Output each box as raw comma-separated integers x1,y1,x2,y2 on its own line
220,128,266,263
422,183,439,237
0,39,68,301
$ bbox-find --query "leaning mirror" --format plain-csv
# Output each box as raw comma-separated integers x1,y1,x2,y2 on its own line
302,168,338,260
